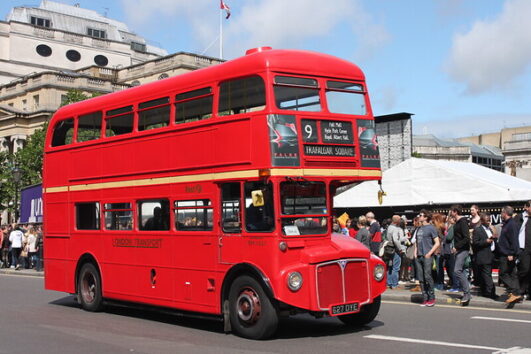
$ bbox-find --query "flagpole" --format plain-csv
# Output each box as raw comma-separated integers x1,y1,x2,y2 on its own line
219,7,223,60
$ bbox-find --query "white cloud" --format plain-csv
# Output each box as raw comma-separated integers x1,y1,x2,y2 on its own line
121,0,389,59
447,0,531,94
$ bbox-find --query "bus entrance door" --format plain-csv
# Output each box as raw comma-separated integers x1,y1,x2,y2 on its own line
219,183,243,264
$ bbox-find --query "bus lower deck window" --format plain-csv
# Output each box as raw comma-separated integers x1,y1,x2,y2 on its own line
76,202,100,230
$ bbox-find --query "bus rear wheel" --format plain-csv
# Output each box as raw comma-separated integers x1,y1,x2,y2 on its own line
228,275,278,340
338,296,381,326
77,262,103,312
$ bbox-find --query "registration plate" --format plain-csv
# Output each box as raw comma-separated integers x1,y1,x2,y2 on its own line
330,302,359,316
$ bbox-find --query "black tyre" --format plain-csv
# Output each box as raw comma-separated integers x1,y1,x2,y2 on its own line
338,296,381,326
77,262,103,312
228,275,278,339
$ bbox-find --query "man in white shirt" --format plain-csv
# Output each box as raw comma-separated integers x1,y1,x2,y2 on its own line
517,201,531,300
9,224,24,270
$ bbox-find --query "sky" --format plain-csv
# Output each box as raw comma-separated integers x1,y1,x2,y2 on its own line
2,0,531,138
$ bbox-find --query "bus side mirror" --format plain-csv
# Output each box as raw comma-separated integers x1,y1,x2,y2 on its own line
251,190,264,207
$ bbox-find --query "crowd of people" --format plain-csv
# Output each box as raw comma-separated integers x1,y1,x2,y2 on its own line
0,223,43,271
336,201,531,307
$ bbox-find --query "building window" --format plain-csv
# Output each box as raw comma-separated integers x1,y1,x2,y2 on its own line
76,202,100,230
158,73,169,80
131,80,140,87
66,49,81,62
94,55,109,67
36,44,52,57
87,28,106,39
31,16,51,28
33,95,39,109
130,42,146,53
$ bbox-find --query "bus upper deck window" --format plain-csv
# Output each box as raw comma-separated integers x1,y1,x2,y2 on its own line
218,76,265,116
77,112,102,143
274,76,321,112
326,80,366,115
51,118,74,147
105,106,134,137
175,87,213,124
138,97,170,131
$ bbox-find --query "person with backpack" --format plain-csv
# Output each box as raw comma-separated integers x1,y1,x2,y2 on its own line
386,215,407,289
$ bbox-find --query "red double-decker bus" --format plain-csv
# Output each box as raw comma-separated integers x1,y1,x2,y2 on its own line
43,47,386,339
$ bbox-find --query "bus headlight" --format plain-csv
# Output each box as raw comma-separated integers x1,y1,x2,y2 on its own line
287,272,303,291
374,264,385,282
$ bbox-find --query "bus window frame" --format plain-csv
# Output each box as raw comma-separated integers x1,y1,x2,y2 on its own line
137,198,171,232
277,179,330,237
103,202,134,231
137,97,171,132
104,105,135,138
173,199,214,232
272,74,323,113
324,80,368,116
76,111,103,144
217,75,267,117
174,87,214,125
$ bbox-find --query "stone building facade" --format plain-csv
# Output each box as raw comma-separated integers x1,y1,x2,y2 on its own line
375,113,413,171
0,1,222,155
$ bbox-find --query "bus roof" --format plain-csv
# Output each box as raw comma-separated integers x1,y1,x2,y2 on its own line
52,48,366,119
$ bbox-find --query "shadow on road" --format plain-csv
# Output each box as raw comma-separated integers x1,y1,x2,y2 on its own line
49,295,384,340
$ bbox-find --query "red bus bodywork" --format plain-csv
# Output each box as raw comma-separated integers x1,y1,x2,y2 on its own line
43,48,386,339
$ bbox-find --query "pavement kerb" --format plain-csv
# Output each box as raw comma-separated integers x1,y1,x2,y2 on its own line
382,287,531,311
0,268,44,278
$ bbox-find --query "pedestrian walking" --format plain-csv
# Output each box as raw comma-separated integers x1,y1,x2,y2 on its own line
9,224,24,270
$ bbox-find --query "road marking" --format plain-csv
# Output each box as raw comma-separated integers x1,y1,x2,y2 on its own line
382,300,531,315
364,334,504,351
471,316,531,324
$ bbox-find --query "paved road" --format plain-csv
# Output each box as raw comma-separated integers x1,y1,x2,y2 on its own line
1,274,530,354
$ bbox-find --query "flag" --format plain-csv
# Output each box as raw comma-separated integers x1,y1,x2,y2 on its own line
220,0,231,19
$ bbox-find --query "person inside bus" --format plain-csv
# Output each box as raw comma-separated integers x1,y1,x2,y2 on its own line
144,206,169,231
246,202,273,232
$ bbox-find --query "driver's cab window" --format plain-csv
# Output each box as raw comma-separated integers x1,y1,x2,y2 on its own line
221,183,241,233
245,181,274,232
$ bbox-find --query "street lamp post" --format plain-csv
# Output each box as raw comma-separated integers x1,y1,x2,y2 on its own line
13,166,22,223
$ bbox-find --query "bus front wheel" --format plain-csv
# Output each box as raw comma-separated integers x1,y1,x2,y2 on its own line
228,275,278,340
77,262,103,312
338,295,381,326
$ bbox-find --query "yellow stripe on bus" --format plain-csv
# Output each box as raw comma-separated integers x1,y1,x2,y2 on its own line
44,168,381,193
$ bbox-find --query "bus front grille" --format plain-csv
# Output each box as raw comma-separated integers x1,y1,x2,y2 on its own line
316,259,371,310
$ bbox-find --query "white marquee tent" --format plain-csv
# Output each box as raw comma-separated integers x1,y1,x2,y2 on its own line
334,158,531,208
